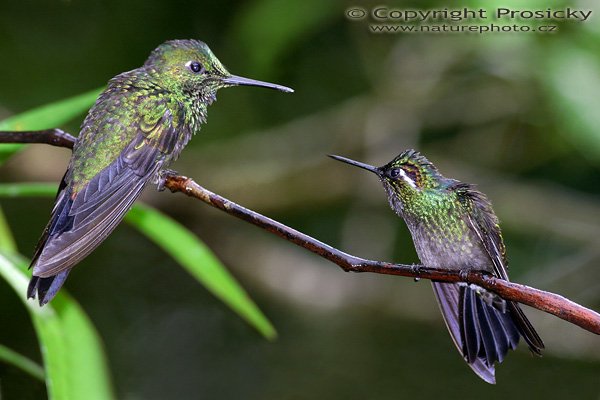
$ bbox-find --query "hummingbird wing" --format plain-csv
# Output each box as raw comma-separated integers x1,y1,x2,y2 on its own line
29,104,181,304
453,182,508,279
453,182,544,354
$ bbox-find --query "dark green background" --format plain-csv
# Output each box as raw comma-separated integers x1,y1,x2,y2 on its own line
1,0,599,398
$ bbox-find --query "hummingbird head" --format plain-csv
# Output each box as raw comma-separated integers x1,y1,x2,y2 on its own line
329,149,442,212
143,39,293,104
380,149,442,191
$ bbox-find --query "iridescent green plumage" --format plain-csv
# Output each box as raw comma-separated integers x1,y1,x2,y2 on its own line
28,39,292,305
330,149,544,384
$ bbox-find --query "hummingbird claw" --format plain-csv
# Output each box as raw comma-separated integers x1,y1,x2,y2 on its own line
459,269,470,281
411,264,421,282
156,169,179,191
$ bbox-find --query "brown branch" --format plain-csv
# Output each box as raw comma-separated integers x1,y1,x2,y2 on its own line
163,174,600,335
0,129,76,149
2,129,600,335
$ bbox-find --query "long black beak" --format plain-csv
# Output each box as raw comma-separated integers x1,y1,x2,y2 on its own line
221,75,294,93
328,154,381,175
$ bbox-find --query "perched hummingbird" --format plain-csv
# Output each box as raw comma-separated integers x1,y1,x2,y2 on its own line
330,150,544,383
28,39,293,305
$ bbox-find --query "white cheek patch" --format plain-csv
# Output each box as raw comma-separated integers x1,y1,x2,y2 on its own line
399,168,418,189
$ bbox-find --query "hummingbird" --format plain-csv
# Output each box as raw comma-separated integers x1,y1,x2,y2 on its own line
329,150,544,384
27,39,293,305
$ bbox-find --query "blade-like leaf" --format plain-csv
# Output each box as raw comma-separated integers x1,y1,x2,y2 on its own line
0,252,114,400
0,183,277,340
0,205,17,253
125,204,277,340
0,182,57,198
0,343,45,381
0,183,113,399
0,88,102,164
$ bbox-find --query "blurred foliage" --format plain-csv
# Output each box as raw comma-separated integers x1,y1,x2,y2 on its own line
0,217,114,400
0,89,102,164
0,343,44,381
0,0,599,399
125,204,276,340
231,0,340,75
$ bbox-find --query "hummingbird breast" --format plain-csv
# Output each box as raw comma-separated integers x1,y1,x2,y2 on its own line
409,221,493,271
401,193,494,273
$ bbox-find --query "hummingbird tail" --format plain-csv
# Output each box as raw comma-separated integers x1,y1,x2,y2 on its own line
506,301,544,355
432,281,525,384
27,270,71,306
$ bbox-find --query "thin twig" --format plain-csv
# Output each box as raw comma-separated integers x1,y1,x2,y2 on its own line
0,129,76,149
2,129,600,335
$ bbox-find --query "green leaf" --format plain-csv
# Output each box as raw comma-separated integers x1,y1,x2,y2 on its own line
0,205,17,253
0,253,114,400
0,184,113,398
0,88,102,164
0,182,57,198
0,88,101,131
0,183,276,340
0,343,45,381
125,204,277,340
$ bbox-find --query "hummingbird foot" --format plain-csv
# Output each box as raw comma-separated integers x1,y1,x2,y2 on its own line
155,169,180,191
458,268,470,281
411,264,421,282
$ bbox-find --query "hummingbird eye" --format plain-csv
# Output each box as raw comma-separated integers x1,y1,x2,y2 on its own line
388,168,401,179
186,60,205,74
388,165,419,189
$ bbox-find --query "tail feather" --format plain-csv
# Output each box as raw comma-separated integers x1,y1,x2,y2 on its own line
432,281,541,384
27,179,74,306
461,286,481,364
432,281,497,384
508,301,544,355
27,270,71,306
471,290,515,365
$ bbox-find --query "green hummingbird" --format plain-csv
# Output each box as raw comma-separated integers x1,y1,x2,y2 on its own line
28,39,293,305
330,150,544,384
